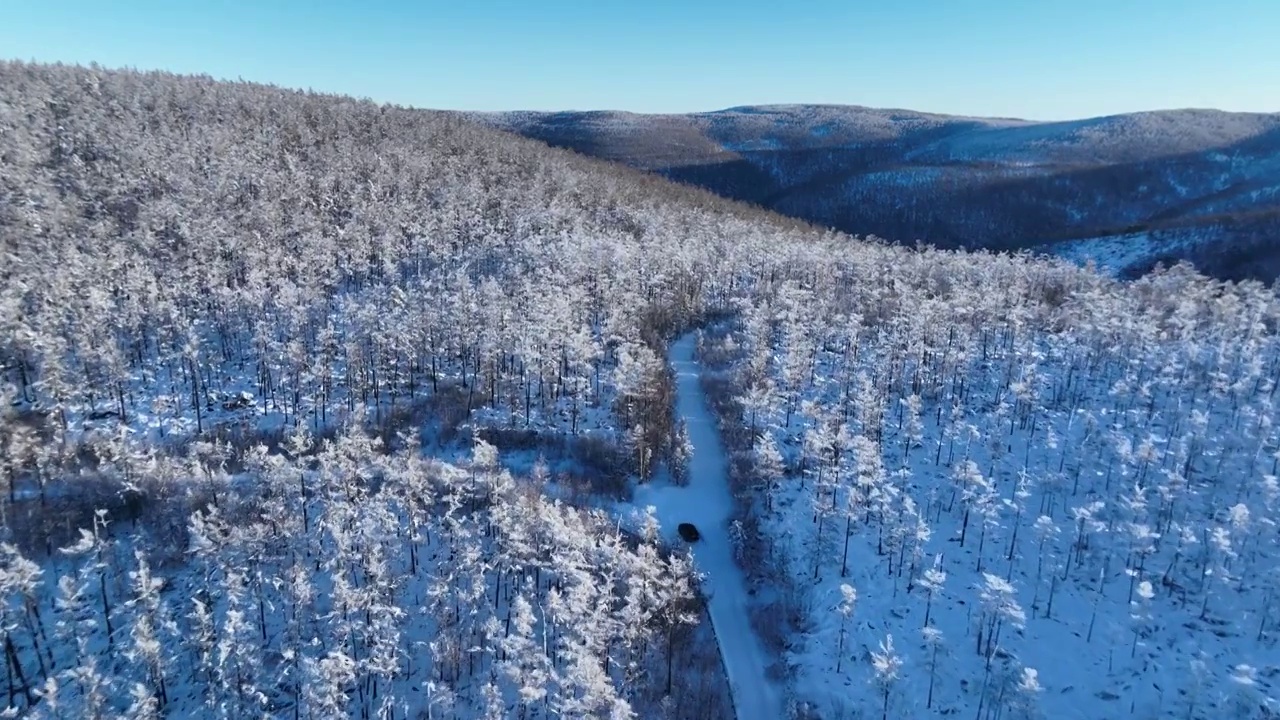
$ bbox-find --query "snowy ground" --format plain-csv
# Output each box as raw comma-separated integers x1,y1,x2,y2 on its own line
1044,231,1167,276
1044,228,1226,277
629,333,783,720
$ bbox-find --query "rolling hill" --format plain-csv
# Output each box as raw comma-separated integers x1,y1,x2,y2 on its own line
476,105,1280,280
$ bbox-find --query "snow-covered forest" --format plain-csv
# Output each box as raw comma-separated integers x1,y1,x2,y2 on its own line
2,61,1279,719
696,259,1280,718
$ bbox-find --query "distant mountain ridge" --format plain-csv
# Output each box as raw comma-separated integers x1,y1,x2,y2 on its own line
475,105,1280,281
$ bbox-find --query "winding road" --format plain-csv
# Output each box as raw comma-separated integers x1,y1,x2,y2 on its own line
634,332,784,720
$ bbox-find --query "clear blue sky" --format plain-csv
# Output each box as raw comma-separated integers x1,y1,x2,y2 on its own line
3,0,1276,120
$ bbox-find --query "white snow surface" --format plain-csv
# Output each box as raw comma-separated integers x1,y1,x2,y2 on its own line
632,333,783,720
1046,225,1229,277
1045,232,1164,276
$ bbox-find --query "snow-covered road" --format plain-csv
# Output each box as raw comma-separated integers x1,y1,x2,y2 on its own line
634,332,784,720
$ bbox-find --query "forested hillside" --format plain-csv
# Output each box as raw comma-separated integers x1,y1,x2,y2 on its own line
1,62,1279,719
0,60,815,718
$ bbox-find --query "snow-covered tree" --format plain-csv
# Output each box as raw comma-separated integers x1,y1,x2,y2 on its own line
869,633,902,720
835,583,856,673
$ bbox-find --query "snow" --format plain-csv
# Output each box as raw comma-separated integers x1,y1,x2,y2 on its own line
1046,232,1164,276
1045,225,1240,277
631,333,783,720
719,137,786,152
